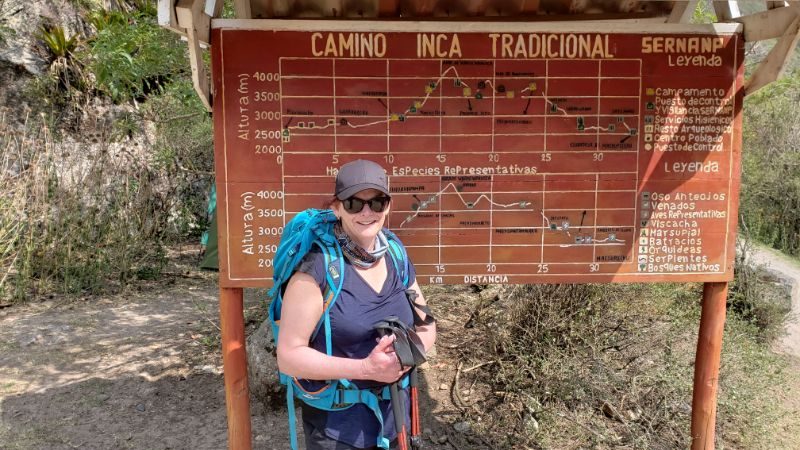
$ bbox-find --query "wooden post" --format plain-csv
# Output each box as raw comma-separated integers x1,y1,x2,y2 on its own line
690,282,728,450
220,287,252,450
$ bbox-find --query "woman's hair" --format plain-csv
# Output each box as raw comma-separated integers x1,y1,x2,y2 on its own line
322,195,338,209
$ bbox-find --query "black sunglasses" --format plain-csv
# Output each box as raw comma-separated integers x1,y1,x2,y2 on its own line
342,196,391,214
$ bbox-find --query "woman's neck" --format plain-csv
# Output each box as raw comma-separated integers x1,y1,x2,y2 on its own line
354,236,375,251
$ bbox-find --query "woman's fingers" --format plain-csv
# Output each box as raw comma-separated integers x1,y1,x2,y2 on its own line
374,334,396,353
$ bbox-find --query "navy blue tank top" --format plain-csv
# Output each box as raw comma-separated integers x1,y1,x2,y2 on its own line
297,245,416,448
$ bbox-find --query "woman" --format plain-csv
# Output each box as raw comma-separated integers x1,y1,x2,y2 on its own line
276,159,437,449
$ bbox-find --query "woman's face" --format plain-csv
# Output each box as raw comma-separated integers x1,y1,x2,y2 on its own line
333,188,390,250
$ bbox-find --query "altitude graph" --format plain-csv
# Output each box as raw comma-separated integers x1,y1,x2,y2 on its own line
211,24,742,287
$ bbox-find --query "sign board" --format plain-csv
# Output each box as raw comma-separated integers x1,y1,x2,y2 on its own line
210,21,743,287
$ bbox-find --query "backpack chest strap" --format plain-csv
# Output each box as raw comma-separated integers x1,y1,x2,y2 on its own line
333,376,410,406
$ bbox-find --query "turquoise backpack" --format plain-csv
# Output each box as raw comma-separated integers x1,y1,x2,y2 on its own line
267,208,413,450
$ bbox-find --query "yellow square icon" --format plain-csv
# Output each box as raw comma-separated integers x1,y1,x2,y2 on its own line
425,86,433,94
414,101,422,109
506,91,515,98
390,114,400,121
646,88,655,96
529,82,537,92
463,87,472,97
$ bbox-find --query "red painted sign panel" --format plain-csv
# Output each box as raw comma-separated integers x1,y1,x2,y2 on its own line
210,22,744,287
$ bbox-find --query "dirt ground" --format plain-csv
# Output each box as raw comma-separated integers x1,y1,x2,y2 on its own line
2,245,800,450
0,249,481,450
749,244,800,450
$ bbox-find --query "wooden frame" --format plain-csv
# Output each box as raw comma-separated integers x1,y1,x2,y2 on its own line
155,2,800,449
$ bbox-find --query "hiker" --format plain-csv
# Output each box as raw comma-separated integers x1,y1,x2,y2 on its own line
276,159,437,450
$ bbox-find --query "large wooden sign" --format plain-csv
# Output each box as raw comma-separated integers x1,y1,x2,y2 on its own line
210,21,743,287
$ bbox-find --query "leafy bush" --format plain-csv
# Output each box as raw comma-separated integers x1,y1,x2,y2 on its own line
30,20,90,121
0,112,169,300
38,25,78,58
143,79,214,238
442,271,791,448
85,12,187,102
28,9,188,111
727,239,791,342
740,72,800,256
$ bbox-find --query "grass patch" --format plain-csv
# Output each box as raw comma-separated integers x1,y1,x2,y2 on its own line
0,112,169,301
86,11,187,103
1,380,17,393
441,259,791,449
740,71,800,257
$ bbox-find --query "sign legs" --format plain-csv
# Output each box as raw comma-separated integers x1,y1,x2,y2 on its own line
690,282,729,450
220,287,252,450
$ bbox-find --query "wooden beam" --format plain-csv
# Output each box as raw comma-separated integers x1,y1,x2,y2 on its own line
690,282,729,450
712,0,740,21
212,18,740,32
220,287,252,450
745,13,800,96
767,1,789,9
234,0,252,18
157,0,184,34
343,0,380,17
204,0,224,17
176,0,212,111
378,0,400,16
667,0,699,23
734,2,800,42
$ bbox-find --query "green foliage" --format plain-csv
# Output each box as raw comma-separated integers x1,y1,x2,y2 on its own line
109,111,141,141
0,25,10,47
691,0,717,24
29,22,90,126
740,71,800,256
85,12,187,102
9,4,212,301
87,9,128,32
38,25,79,59
727,240,791,342
716,260,790,448
0,0,14,47
451,270,791,449
144,79,214,238
0,114,169,301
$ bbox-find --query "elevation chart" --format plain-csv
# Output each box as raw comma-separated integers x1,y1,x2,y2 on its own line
211,23,743,286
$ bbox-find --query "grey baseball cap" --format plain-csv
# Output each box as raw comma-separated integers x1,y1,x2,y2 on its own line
335,160,390,200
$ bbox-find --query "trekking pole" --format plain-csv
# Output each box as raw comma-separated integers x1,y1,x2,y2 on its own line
374,325,410,450
390,379,409,450
409,367,422,449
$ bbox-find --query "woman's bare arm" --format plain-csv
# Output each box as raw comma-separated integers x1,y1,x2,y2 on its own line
276,271,405,383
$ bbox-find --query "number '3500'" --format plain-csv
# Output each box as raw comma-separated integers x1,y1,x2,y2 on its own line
255,92,279,101
258,209,284,218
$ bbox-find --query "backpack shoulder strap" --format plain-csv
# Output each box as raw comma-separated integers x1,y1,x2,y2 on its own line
312,237,345,355
384,230,435,327
384,229,410,287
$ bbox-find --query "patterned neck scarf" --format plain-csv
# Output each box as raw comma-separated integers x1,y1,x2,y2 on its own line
334,221,389,269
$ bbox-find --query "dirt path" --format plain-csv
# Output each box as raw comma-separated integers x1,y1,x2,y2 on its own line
747,244,800,450
0,273,279,450
748,244,800,357
3,247,800,449
0,257,460,450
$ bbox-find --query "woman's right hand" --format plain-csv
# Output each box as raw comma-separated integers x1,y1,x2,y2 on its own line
360,335,406,383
